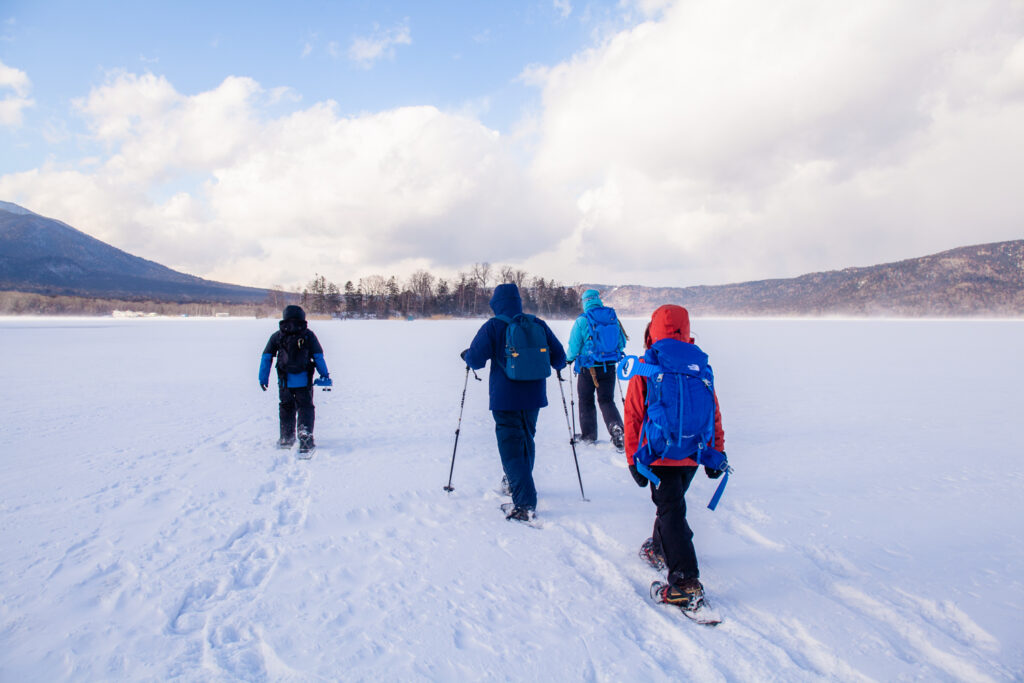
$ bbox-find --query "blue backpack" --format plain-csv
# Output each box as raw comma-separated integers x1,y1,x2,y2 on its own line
494,313,552,381
578,306,623,369
618,338,731,510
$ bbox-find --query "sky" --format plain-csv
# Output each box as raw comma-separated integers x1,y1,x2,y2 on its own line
1,0,1023,291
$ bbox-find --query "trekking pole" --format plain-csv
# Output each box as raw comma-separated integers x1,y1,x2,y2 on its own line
569,367,577,444
557,369,588,501
444,366,480,493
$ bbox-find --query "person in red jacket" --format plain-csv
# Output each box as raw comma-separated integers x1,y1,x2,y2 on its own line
624,305,724,609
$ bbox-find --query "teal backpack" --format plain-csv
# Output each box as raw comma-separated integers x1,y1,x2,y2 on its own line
494,314,552,381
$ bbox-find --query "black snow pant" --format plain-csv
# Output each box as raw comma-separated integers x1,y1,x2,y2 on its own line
279,383,315,444
577,364,623,442
650,465,700,586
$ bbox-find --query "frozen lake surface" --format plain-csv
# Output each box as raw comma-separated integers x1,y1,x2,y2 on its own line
1,316,1021,681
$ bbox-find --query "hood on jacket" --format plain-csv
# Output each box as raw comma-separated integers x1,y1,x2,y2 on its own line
648,304,693,345
282,304,306,321
581,289,603,312
490,283,524,318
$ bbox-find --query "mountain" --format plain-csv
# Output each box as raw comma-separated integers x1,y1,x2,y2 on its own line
0,201,269,304
592,240,1024,317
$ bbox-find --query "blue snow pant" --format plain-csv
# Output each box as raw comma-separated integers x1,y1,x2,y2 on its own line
493,409,539,511
279,383,315,444
650,465,700,585
577,364,623,442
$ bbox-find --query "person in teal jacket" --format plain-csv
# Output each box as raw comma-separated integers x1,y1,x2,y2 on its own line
565,289,627,451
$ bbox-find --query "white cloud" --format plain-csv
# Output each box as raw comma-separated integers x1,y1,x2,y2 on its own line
0,73,571,288
348,22,412,68
0,59,33,126
553,0,572,20
525,0,1024,285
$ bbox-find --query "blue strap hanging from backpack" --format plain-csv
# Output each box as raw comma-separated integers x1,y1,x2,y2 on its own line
618,339,732,511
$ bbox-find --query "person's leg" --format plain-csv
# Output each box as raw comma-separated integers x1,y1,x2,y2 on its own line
278,384,297,444
522,408,538,480
493,410,538,510
594,365,623,437
294,385,315,447
577,368,598,442
650,465,700,585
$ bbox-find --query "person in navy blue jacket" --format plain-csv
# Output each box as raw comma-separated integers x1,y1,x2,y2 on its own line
461,283,567,522
259,305,331,453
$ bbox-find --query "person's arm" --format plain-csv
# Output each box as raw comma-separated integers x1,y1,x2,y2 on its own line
463,320,496,370
306,331,329,377
258,333,278,389
543,320,567,371
565,316,586,363
711,391,724,451
623,375,646,464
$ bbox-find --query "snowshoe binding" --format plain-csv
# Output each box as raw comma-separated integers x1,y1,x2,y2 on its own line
639,537,667,570
610,425,625,453
650,579,722,626
500,502,541,528
297,434,315,459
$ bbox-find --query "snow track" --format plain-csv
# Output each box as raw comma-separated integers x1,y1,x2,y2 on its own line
1,317,1021,681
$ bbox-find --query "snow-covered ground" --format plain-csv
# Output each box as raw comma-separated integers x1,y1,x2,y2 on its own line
1,316,1021,682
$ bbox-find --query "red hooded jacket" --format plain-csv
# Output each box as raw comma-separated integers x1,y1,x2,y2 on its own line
624,305,724,467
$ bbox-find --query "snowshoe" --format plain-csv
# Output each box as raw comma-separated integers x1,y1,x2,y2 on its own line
610,425,625,453
650,579,722,626
651,580,722,626
297,435,316,459
639,537,667,570
651,578,705,611
500,502,541,528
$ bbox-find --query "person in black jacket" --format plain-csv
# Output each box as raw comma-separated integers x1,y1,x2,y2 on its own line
258,305,331,453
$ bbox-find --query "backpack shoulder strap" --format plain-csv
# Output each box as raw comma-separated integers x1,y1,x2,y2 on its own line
493,314,512,324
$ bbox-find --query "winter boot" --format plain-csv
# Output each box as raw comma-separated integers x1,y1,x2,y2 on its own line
277,437,296,449
610,424,625,452
500,475,512,497
298,431,315,454
639,537,667,570
653,578,705,611
504,506,534,523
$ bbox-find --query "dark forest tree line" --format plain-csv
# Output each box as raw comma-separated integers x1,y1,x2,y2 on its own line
298,263,583,319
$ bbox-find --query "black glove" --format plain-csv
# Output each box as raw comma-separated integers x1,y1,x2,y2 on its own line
460,349,469,362
705,465,723,479
260,383,268,391
628,464,648,487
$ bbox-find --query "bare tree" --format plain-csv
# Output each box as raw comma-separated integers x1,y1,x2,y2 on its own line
471,262,491,314
408,269,435,316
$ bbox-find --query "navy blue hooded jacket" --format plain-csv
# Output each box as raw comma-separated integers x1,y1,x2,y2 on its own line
463,283,567,411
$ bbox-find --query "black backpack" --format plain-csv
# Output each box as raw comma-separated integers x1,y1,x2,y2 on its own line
276,319,311,374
